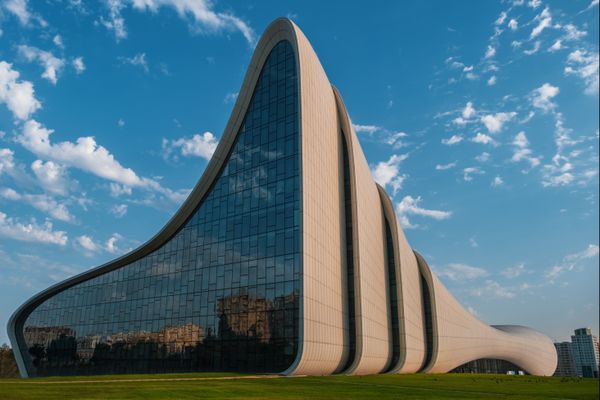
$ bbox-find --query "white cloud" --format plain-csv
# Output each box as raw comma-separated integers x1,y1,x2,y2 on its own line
72,57,86,74
438,263,489,281
3,0,31,25
223,91,238,104
548,40,562,52
530,7,552,39
0,188,74,221
0,211,68,245
530,83,559,112
446,57,465,69
441,134,463,146
463,167,484,181
352,124,380,135
462,101,476,119
76,235,99,252
475,152,491,162
539,111,594,187
396,195,452,229
465,71,478,81
452,117,466,126
110,203,128,218
491,176,504,187
480,112,516,133
565,244,600,261
371,154,408,195
106,233,123,254
0,61,41,120
508,19,518,30
461,65,478,80
435,162,457,171
129,0,256,45
383,131,409,149
53,34,64,48
31,159,70,195
100,0,128,41
520,111,536,124
471,132,498,146
546,244,599,281
501,263,527,278
485,45,496,59
471,280,516,299
120,53,149,72
17,45,65,85
110,183,132,197
565,50,599,96
524,40,541,55
562,24,587,42
0,148,16,176
162,132,218,161
17,120,187,203
495,11,507,25
528,0,541,8
0,187,19,201
18,120,146,187
585,0,599,10
487,75,497,86
511,131,541,169
541,163,574,187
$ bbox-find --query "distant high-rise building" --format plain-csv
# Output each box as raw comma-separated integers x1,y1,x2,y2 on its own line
571,328,599,378
554,342,576,377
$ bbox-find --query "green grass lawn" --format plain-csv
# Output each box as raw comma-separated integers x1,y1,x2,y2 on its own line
0,373,598,400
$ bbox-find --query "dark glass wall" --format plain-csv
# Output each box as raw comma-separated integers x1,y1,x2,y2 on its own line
420,274,433,370
451,359,525,374
340,131,356,371
383,220,400,371
20,40,300,377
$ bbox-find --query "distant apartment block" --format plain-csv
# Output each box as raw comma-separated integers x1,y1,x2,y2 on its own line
553,342,575,377
571,328,599,378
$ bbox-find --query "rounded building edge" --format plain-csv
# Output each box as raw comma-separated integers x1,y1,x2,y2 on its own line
414,252,557,377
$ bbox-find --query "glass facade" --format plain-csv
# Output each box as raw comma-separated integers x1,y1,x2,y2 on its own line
420,274,433,369
384,220,400,371
20,40,300,377
451,359,524,374
340,131,356,371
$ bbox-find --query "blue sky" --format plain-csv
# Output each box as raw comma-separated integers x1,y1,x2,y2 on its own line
0,0,598,345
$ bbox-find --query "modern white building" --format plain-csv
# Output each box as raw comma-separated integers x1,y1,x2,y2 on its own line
8,18,558,378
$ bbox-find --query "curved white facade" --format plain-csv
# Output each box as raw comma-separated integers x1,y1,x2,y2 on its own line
8,18,557,378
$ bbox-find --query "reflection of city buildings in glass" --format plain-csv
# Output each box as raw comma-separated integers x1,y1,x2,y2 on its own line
8,18,558,378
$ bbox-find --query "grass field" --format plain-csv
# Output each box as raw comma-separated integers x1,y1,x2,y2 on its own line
0,372,598,399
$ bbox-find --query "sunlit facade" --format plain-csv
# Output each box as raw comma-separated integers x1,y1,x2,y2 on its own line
8,18,557,378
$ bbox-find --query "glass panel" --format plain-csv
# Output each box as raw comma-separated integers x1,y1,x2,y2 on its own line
20,40,300,376
340,131,356,371
451,359,525,374
384,220,400,371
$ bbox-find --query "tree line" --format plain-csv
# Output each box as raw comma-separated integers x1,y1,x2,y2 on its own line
0,343,19,378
